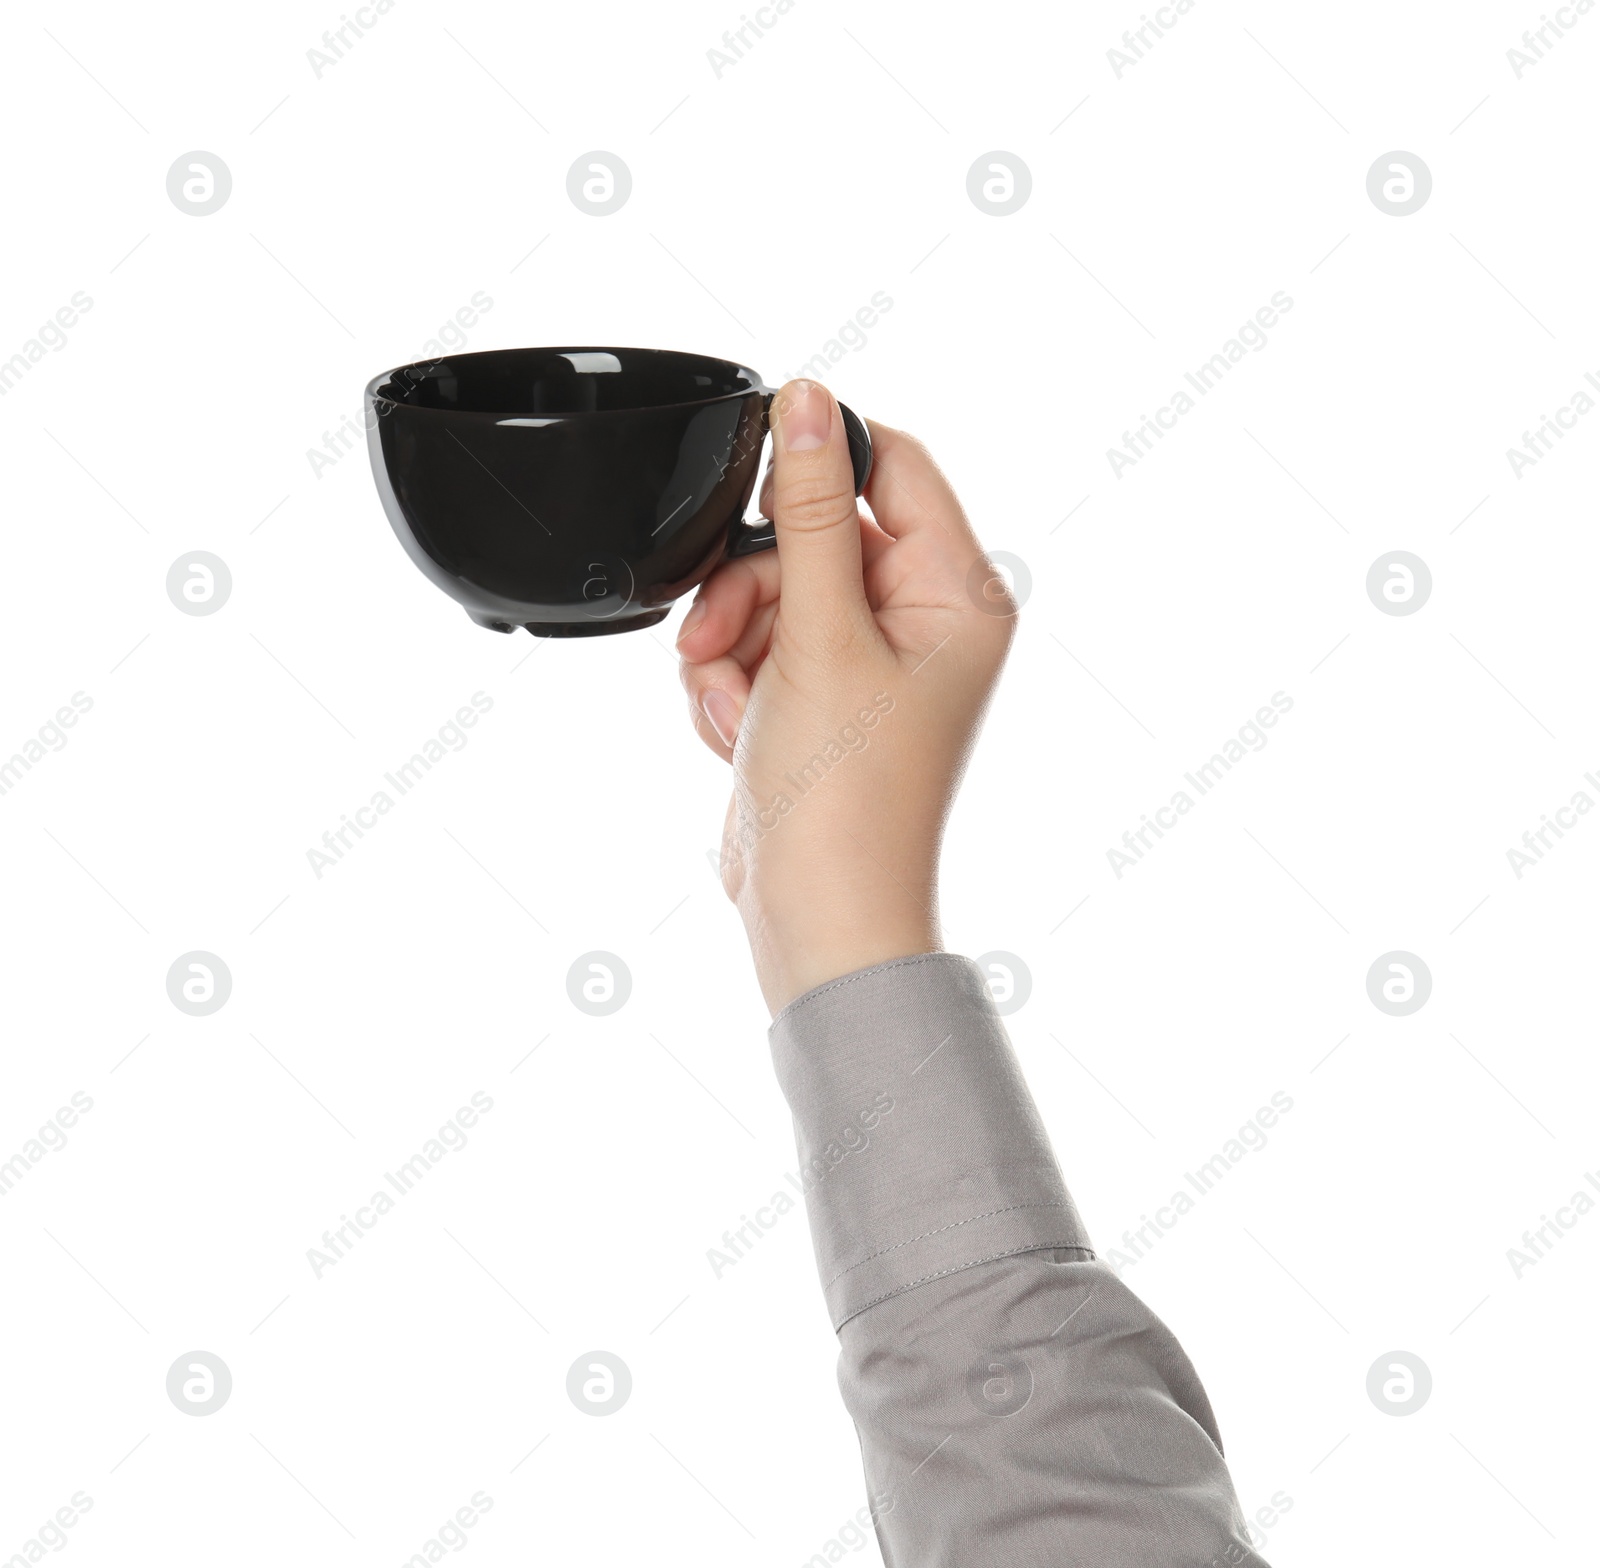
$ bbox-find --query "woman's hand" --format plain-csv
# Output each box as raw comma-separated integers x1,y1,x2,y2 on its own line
676,378,1017,1014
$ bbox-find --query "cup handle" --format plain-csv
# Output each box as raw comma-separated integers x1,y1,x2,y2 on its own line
725,394,873,559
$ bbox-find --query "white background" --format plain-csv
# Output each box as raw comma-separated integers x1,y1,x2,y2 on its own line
2,0,1596,1562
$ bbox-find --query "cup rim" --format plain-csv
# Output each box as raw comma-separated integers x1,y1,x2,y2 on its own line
365,345,768,420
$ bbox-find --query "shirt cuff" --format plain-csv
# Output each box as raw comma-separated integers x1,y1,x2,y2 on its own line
768,953,1093,1329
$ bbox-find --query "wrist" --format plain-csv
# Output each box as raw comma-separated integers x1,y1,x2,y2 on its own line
738,892,942,1015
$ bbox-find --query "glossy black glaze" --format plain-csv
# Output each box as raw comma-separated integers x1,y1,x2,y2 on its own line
366,346,872,637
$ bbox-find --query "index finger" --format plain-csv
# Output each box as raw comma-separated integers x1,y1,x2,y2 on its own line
861,419,981,552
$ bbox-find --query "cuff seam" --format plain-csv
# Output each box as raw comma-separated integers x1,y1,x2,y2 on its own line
821,1199,1085,1291
768,952,961,1030
835,1242,1098,1329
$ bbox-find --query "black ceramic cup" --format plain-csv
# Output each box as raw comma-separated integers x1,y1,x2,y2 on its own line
365,346,872,637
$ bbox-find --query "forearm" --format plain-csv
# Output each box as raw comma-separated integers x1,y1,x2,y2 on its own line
769,954,1272,1567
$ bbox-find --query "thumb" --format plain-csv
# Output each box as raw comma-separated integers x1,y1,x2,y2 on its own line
768,379,873,641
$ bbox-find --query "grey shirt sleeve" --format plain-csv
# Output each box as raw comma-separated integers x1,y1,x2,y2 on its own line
768,953,1273,1568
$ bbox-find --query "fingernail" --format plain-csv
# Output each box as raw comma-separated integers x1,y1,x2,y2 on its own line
778,380,832,452
677,597,707,645
702,688,741,748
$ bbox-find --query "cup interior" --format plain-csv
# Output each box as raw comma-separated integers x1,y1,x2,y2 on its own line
374,347,763,417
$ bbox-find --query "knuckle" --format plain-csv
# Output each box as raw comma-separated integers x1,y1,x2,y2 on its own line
891,426,930,460
979,590,1021,642
878,423,930,468
967,552,1018,616
986,585,1022,623
777,470,856,531
677,659,709,701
